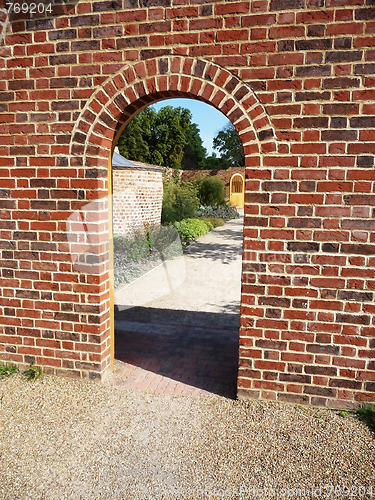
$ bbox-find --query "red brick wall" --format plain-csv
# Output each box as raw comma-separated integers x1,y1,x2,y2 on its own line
112,165,163,235
0,0,374,406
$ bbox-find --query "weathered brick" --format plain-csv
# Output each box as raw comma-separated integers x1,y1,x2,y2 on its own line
350,116,375,128
304,386,336,397
71,40,101,51
263,181,297,192
287,242,319,252
355,8,375,19
70,15,100,27
326,50,363,63
270,0,304,10
330,379,362,389
336,314,371,325
259,297,290,307
49,29,77,41
295,65,331,77
295,39,332,51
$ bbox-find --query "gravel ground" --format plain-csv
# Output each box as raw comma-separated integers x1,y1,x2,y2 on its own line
0,375,374,499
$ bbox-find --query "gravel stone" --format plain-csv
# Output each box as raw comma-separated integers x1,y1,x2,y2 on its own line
0,374,374,499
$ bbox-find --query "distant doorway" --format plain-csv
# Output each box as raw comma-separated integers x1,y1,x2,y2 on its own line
230,174,245,209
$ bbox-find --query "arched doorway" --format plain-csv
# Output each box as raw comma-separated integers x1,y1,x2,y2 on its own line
112,98,245,397
69,55,277,391
230,174,245,209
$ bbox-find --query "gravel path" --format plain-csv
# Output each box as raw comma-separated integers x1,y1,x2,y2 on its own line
1,374,374,499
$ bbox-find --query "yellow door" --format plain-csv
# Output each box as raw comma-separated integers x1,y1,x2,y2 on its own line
230,174,244,208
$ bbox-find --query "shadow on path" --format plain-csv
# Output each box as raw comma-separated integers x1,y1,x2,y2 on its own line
114,306,239,399
184,240,242,262
112,217,243,399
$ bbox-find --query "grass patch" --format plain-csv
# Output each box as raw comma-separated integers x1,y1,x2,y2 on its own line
23,365,43,381
355,404,375,435
0,363,19,378
0,363,44,381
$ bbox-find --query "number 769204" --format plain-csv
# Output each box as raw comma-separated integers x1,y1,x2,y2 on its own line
6,2,52,14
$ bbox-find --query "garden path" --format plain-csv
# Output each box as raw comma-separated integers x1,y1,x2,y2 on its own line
111,215,244,398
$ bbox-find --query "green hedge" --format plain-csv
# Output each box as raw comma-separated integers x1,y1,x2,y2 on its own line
173,218,213,243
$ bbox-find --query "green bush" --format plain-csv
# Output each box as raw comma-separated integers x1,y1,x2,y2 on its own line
173,218,213,243
197,176,226,206
161,177,199,223
199,216,226,228
147,225,182,260
113,225,184,287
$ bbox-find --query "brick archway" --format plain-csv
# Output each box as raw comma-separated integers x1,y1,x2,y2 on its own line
2,0,375,407
69,55,278,382
70,56,278,167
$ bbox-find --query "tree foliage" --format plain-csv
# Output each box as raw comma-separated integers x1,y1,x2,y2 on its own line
118,106,194,169
117,104,244,170
181,123,207,170
117,106,154,164
212,123,245,168
202,153,222,170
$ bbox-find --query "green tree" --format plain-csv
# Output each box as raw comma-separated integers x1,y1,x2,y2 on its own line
202,153,222,170
212,123,244,168
181,123,207,170
151,106,192,168
117,105,196,169
117,106,155,163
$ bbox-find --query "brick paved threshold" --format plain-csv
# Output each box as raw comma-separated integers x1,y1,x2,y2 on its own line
113,306,240,399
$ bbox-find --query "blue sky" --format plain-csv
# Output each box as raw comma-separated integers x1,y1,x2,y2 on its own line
151,98,231,155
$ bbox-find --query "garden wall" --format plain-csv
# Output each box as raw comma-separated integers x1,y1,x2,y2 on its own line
112,162,163,236
0,0,374,408
180,167,246,198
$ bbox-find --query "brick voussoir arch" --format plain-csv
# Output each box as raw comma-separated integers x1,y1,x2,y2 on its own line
67,54,278,380
70,55,278,169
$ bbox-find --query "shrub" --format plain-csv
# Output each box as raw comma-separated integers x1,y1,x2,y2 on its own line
113,230,150,262
148,225,182,260
161,177,199,223
197,204,240,221
199,217,225,228
197,176,226,206
173,218,212,243
113,225,183,287
113,229,152,286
